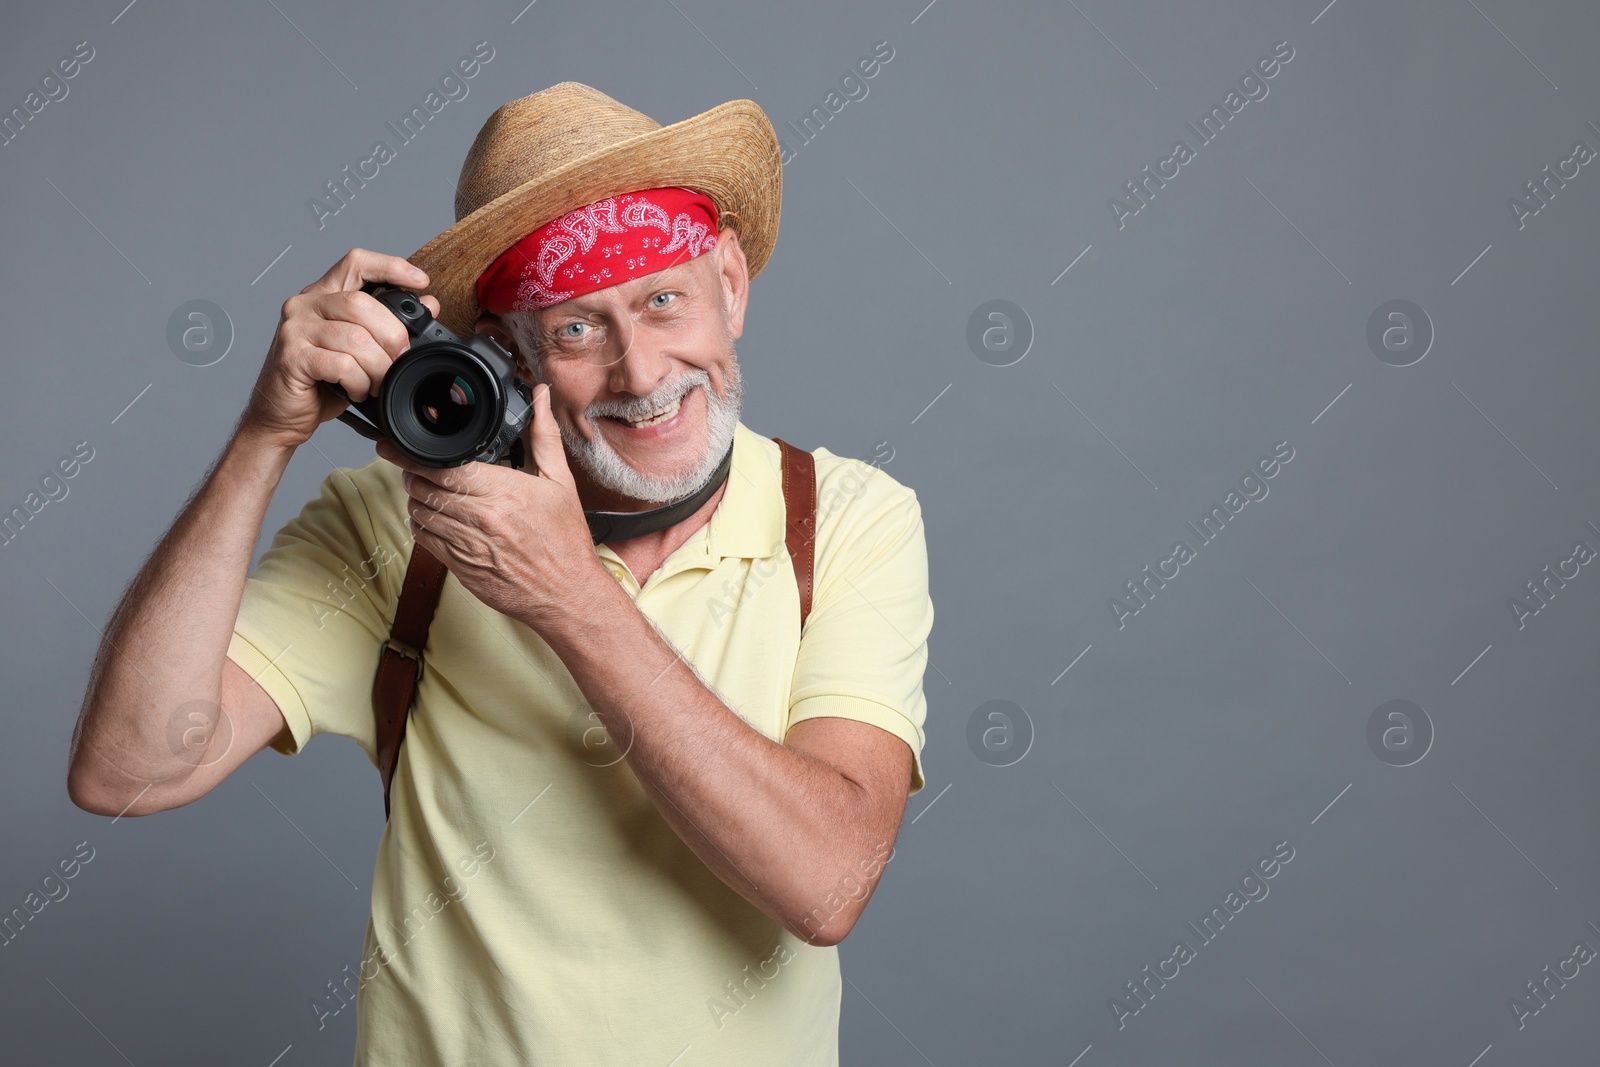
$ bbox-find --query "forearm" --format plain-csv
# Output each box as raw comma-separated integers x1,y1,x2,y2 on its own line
539,573,880,939
68,417,294,799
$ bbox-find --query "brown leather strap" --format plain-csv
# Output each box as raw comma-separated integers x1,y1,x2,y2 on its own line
772,437,817,628
374,544,448,821
373,438,818,822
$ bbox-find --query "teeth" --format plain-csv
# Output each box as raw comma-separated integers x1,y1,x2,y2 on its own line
622,393,683,427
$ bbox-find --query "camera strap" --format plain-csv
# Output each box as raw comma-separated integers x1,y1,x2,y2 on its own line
372,435,818,822
582,439,734,545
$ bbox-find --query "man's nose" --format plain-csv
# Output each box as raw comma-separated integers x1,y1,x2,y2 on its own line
605,318,672,397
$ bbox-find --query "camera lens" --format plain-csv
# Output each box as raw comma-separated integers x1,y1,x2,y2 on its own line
412,372,476,436
380,341,501,466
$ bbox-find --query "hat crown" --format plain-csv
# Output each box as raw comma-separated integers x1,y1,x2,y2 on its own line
454,83,661,221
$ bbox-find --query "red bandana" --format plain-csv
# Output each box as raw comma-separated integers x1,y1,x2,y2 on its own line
476,186,721,313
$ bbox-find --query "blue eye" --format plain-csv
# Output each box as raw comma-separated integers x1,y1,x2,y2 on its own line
559,322,587,339
649,292,675,308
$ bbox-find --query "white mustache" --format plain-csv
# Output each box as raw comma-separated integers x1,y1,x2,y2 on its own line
586,370,708,422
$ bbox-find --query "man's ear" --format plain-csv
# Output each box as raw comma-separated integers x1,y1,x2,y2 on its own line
474,312,531,379
473,311,516,351
713,226,750,340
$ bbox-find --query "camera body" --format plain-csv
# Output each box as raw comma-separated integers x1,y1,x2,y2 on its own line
326,283,533,468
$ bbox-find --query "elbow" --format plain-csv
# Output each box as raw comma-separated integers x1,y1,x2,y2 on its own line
65,695,175,817
67,769,167,819
65,741,154,819
780,830,896,947
789,911,860,948
784,890,866,948
66,760,174,819
66,764,119,817
66,696,118,816
792,918,856,949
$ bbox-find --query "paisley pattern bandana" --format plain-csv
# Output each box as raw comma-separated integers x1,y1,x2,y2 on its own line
476,186,721,313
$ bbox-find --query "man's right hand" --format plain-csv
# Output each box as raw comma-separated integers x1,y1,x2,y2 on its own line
241,248,443,450
68,249,454,818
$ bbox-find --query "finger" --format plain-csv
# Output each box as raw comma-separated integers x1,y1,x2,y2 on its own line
419,294,442,317
528,384,572,486
306,248,428,296
318,289,413,360
301,318,396,396
399,467,447,507
407,511,456,564
378,440,491,503
303,347,374,404
404,473,474,522
406,518,467,575
407,496,473,546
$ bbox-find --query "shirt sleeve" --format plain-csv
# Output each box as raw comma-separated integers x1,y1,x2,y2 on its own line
227,461,409,764
786,471,934,795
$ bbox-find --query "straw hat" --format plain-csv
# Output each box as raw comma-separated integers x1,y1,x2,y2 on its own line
410,82,783,336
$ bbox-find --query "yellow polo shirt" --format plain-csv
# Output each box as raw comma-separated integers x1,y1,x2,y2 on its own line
226,420,932,1066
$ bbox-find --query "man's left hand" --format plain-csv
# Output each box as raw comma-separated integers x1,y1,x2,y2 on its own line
378,382,608,630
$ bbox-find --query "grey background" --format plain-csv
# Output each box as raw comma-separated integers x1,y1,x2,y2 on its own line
3,0,1598,1063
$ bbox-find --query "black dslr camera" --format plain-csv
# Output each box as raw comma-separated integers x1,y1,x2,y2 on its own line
322,282,533,469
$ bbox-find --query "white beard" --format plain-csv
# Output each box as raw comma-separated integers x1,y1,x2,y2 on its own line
564,357,743,504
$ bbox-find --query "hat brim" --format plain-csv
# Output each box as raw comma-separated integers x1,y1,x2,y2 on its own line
410,98,782,337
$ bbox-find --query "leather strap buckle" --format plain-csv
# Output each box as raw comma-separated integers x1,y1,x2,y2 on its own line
384,636,424,680
385,636,421,660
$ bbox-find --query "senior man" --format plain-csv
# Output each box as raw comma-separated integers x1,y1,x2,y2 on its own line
67,83,933,1065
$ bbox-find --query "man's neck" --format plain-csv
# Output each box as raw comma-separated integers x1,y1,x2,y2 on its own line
566,450,730,581
600,480,728,583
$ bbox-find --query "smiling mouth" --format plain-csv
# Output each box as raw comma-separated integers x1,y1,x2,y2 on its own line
603,386,692,429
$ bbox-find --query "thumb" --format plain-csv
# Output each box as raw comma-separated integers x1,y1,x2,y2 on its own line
528,383,571,485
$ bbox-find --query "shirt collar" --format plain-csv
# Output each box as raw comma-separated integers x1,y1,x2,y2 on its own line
704,421,786,560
